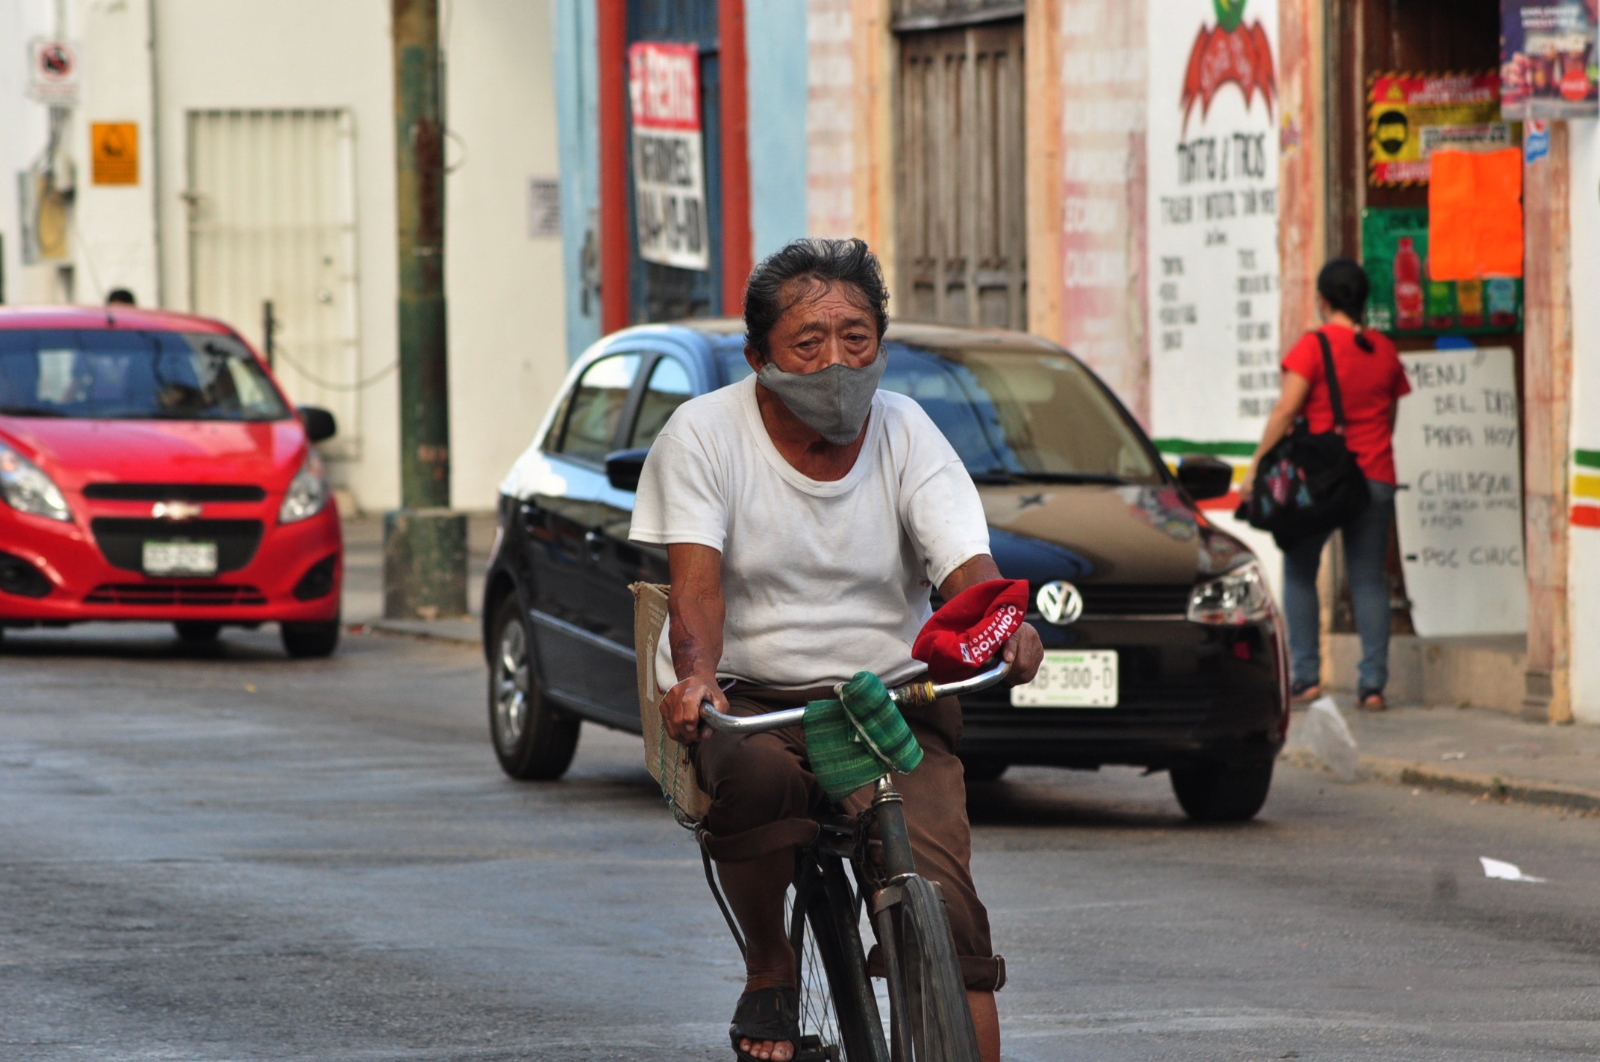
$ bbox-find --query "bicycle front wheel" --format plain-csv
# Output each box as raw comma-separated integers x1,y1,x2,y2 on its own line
792,854,888,1062
878,875,981,1062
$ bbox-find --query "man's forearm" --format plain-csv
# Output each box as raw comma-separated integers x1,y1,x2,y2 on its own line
939,554,1004,600
666,542,726,683
669,593,724,682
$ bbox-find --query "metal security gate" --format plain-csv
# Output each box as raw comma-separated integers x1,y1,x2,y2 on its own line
896,18,1027,329
186,110,362,459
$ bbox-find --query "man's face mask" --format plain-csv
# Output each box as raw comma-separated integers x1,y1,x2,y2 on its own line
757,347,887,445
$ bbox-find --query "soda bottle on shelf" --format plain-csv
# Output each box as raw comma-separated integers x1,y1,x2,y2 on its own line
1457,279,1485,328
1394,237,1424,330
1424,256,1455,330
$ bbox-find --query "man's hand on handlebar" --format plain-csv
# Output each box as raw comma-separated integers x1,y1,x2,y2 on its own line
1002,623,1044,687
662,672,724,745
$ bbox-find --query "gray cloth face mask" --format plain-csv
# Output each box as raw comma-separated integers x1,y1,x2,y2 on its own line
756,348,888,445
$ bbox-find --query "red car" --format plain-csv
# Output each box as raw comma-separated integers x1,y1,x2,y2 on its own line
0,306,343,657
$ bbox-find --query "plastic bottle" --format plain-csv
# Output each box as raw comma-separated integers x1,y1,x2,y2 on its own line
1394,237,1424,331
1457,279,1485,328
1424,256,1455,330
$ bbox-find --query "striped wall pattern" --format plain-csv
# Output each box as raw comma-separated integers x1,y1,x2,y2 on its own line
1575,449,1600,529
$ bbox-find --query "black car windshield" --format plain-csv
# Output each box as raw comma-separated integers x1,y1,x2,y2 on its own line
0,329,288,421
718,341,1163,485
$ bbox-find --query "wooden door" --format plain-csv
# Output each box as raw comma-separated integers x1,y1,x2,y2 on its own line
896,19,1026,330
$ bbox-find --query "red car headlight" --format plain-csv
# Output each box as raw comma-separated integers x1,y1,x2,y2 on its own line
0,441,72,522
279,449,329,525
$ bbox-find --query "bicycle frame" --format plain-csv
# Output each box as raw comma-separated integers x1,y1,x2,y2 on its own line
699,658,1012,1062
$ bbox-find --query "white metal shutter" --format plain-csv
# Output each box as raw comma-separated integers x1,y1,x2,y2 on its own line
186,110,362,459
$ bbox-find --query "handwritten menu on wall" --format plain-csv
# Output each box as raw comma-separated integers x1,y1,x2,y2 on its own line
1146,0,1282,442
1392,347,1527,637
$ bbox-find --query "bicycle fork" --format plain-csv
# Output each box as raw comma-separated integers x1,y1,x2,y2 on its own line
866,776,918,1061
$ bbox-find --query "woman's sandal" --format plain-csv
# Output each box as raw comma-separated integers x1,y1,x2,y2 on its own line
729,986,801,1062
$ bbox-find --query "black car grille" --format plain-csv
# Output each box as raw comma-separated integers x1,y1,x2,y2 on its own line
1074,584,1193,616
83,483,267,502
89,518,265,574
84,583,268,606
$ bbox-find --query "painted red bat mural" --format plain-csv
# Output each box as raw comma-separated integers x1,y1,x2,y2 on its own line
1181,0,1277,133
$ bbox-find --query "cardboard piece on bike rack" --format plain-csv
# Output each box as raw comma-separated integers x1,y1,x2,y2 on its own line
630,582,713,821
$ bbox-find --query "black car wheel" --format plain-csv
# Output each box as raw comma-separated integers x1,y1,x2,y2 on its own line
488,595,579,780
1170,754,1274,822
174,621,222,643
281,619,341,659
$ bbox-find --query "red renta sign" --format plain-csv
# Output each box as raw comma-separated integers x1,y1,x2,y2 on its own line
627,42,710,271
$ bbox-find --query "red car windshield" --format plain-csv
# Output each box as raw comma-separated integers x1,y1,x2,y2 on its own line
0,329,289,421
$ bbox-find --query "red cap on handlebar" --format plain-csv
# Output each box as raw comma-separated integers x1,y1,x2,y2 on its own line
912,578,1029,682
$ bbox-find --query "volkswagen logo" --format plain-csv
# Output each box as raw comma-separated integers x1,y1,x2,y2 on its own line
1036,580,1084,626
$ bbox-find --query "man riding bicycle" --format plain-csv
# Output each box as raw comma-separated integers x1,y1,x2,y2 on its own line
630,238,1042,1062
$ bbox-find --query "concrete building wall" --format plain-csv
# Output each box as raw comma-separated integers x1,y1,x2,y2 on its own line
1,0,159,306
151,0,402,511
746,0,809,261
440,0,568,510
1566,117,1600,725
0,0,567,513
805,0,855,239
553,0,600,362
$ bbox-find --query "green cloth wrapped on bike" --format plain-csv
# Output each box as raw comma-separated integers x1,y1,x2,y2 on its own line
804,671,924,801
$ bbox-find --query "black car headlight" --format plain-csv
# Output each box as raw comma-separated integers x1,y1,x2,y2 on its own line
1187,561,1272,625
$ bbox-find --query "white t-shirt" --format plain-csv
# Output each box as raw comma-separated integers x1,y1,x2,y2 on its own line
629,375,991,690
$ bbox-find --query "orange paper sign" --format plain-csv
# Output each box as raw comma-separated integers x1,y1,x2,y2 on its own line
91,122,139,185
1428,148,1523,280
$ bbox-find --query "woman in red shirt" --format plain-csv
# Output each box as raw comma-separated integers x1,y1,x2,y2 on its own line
1244,260,1411,710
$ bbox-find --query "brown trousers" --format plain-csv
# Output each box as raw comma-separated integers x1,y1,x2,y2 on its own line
691,683,1004,991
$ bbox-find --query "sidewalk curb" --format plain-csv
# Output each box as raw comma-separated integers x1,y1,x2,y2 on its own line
360,620,482,649
1363,756,1600,814
1283,747,1600,814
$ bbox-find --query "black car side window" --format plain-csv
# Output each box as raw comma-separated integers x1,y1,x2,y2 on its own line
628,356,693,450
553,353,642,461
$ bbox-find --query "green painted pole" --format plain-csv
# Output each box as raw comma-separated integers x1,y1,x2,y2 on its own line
392,0,449,509
384,0,466,620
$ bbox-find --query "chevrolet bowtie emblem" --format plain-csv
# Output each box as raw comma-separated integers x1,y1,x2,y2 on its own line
151,501,204,521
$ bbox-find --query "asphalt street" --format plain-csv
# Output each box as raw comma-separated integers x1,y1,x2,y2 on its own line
1,625,1597,1062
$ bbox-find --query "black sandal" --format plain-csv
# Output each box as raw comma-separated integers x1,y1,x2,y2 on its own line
729,986,800,1062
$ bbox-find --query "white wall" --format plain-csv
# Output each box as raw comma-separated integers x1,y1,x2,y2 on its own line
75,0,159,304
148,0,565,512
1566,118,1600,725
0,0,139,305
151,0,401,510
443,0,567,510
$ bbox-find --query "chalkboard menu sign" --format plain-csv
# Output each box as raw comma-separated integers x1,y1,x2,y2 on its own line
1392,347,1527,637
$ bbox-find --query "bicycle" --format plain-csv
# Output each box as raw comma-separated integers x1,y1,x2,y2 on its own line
696,657,1012,1062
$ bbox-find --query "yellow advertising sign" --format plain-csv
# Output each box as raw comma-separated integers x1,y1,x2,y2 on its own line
1368,73,1506,185
91,122,139,185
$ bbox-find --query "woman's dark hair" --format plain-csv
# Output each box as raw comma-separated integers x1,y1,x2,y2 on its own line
1317,258,1375,351
744,238,890,360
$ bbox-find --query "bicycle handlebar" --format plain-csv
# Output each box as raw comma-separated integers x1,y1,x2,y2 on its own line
698,657,1013,736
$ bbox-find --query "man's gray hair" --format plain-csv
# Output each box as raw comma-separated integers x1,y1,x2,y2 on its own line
743,238,889,361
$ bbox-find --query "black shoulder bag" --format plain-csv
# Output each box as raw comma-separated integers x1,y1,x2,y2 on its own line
1238,330,1370,549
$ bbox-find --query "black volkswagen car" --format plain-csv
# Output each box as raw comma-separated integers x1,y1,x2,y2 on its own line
483,320,1289,821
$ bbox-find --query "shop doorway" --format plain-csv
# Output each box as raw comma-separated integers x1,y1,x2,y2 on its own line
894,11,1027,329
625,0,723,322
1322,0,1523,636
185,109,362,460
